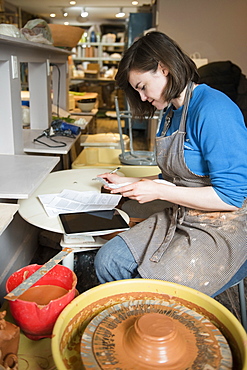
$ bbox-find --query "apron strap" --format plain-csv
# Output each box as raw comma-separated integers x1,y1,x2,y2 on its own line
150,82,194,262
150,206,186,262
161,104,174,136
179,81,194,132
161,81,194,136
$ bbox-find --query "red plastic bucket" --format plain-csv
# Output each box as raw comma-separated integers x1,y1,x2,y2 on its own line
6,264,77,340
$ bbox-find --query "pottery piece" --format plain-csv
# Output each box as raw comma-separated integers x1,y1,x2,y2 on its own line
0,311,19,369
6,264,77,340
80,299,232,369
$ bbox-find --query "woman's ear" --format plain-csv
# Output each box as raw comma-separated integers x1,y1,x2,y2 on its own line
158,63,169,76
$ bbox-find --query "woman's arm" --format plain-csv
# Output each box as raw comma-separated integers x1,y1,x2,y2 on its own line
110,179,238,211
158,183,238,211
186,88,247,209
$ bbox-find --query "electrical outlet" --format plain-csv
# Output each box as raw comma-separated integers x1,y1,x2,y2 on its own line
11,55,18,79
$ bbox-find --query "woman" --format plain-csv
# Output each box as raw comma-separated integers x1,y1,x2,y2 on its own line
94,31,247,297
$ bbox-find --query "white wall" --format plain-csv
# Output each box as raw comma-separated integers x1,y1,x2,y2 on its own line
157,0,247,76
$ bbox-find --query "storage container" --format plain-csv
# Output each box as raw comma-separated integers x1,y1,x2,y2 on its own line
48,24,84,48
72,147,121,166
6,264,77,341
80,133,130,149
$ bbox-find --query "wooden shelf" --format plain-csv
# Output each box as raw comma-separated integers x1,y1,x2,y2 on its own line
72,41,124,68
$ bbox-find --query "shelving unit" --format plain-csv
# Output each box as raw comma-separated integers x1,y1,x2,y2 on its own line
72,42,124,68
0,0,19,26
0,34,70,155
0,35,72,303
70,41,124,109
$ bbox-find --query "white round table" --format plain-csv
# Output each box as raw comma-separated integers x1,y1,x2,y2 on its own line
18,168,129,270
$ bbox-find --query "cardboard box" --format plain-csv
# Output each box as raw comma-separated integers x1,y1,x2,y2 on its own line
84,70,99,78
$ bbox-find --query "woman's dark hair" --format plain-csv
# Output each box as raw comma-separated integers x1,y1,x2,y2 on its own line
115,31,199,118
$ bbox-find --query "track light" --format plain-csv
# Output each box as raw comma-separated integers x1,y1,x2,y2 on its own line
116,7,125,18
81,7,88,18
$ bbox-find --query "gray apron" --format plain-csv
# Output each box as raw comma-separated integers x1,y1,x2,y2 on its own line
120,82,247,296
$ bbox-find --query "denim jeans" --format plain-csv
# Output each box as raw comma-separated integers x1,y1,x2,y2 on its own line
94,236,140,282
94,235,247,298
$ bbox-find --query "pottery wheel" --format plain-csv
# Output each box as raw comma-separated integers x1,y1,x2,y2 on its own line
80,299,233,369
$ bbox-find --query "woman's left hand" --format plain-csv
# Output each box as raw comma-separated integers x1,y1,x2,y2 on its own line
109,178,160,203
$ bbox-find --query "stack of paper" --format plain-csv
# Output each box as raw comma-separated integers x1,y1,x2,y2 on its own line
61,234,107,248
38,189,122,217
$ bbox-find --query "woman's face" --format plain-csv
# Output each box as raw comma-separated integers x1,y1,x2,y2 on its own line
129,64,169,110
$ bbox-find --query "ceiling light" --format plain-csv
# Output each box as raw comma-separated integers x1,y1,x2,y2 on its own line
116,8,125,18
132,1,139,5
70,1,76,4
62,9,68,17
50,13,56,18
64,21,69,25
81,7,88,18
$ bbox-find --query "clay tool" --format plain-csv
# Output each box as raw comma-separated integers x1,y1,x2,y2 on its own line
109,167,121,174
4,248,73,301
92,167,121,184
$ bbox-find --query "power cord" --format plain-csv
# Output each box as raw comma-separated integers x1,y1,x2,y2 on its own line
33,129,67,147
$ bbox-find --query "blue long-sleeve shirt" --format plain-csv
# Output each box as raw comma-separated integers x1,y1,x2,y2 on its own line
157,84,247,207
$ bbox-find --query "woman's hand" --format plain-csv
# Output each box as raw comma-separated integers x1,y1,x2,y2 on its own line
109,178,161,203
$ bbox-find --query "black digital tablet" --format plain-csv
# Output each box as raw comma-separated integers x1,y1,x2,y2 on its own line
59,209,129,236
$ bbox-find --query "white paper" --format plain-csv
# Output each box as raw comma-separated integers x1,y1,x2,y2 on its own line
61,235,107,248
92,177,132,189
63,233,95,244
106,182,132,189
93,177,175,189
109,179,175,188
38,189,122,217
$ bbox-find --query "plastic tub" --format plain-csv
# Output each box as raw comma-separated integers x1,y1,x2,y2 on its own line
72,148,161,174
71,148,160,177
51,279,247,370
80,133,130,149
6,264,77,340
72,147,122,166
72,161,160,178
